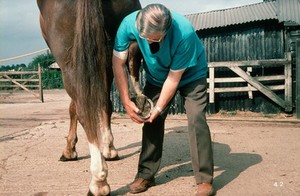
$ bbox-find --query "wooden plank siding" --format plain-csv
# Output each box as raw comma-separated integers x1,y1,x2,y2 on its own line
200,26,284,62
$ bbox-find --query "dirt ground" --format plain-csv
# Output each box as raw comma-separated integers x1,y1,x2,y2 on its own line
0,90,300,196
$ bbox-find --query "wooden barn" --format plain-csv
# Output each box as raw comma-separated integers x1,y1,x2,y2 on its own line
184,0,300,115
111,0,300,116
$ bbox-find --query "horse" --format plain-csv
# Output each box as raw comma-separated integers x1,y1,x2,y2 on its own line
37,0,142,195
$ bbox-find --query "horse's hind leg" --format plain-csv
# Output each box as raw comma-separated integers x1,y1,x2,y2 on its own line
60,99,78,161
101,104,119,161
87,141,110,196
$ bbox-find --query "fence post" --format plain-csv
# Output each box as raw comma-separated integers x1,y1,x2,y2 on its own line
208,67,215,114
296,39,300,119
38,64,44,102
284,52,292,112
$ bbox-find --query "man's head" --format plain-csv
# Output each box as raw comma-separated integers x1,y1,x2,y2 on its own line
136,4,172,43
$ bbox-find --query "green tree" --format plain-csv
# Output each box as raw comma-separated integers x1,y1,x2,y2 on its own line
0,63,26,71
28,51,55,71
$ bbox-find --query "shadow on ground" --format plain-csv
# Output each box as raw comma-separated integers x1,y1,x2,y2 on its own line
111,125,262,195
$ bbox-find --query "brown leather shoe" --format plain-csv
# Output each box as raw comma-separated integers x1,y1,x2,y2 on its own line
129,178,155,194
196,183,214,196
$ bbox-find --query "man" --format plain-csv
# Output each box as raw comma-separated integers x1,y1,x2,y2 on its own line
112,4,214,196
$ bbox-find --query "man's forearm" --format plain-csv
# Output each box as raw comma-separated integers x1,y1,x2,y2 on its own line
155,69,184,111
112,55,130,105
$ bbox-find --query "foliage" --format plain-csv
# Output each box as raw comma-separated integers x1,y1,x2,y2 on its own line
0,63,26,71
27,51,55,71
42,70,64,89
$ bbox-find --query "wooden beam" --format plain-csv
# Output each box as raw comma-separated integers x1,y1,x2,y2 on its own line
0,71,38,75
0,78,39,82
208,58,290,68
247,67,253,99
213,85,284,93
213,75,285,83
0,85,40,88
284,53,293,112
38,64,44,102
208,67,215,114
296,38,300,119
209,67,215,104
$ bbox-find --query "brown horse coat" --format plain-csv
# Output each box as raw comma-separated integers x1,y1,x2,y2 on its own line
37,0,142,195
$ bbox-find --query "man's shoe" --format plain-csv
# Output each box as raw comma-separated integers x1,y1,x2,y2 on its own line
196,183,214,196
129,178,155,194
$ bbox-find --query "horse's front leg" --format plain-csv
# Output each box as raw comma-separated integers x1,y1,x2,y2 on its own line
60,99,78,161
75,105,110,195
128,41,143,97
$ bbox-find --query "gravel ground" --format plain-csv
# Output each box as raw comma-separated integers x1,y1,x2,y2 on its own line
1,90,299,195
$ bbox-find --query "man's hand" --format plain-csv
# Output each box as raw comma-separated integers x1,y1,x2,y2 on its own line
145,69,184,123
145,106,160,123
123,99,145,123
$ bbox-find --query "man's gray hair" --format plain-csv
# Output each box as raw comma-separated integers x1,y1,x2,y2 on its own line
136,4,172,37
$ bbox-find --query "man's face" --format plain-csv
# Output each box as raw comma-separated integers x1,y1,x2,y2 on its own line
140,32,164,44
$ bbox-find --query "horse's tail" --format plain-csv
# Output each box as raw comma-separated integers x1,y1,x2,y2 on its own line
72,0,108,143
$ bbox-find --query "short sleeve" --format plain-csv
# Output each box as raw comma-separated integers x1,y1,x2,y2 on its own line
114,19,131,52
114,12,138,52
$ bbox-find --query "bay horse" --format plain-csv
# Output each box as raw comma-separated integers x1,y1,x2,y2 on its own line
37,0,142,195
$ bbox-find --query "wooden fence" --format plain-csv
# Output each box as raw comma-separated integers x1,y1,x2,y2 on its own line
207,53,293,112
0,64,44,102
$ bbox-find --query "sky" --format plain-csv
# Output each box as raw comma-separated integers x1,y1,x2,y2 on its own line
0,0,262,66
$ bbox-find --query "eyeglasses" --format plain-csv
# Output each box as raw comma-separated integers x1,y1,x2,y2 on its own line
139,34,164,43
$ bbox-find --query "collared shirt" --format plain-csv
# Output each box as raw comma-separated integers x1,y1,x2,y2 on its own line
114,10,208,88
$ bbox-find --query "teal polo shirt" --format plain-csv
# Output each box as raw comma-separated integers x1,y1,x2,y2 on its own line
114,10,208,88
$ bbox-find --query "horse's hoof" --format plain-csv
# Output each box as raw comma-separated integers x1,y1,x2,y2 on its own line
59,154,78,162
105,155,120,161
87,190,111,196
87,190,94,196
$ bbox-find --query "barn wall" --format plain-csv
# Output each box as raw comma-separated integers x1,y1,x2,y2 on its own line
200,25,285,62
198,23,287,113
288,29,300,111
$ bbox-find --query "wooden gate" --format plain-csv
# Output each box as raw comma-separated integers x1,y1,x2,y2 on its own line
208,53,292,112
0,64,44,102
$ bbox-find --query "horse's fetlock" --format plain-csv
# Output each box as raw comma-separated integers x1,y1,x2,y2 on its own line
90,167,107,181
97,171,108,181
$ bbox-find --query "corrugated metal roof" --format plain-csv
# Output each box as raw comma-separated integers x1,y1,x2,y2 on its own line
277,0,300,25
185,1,278,30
